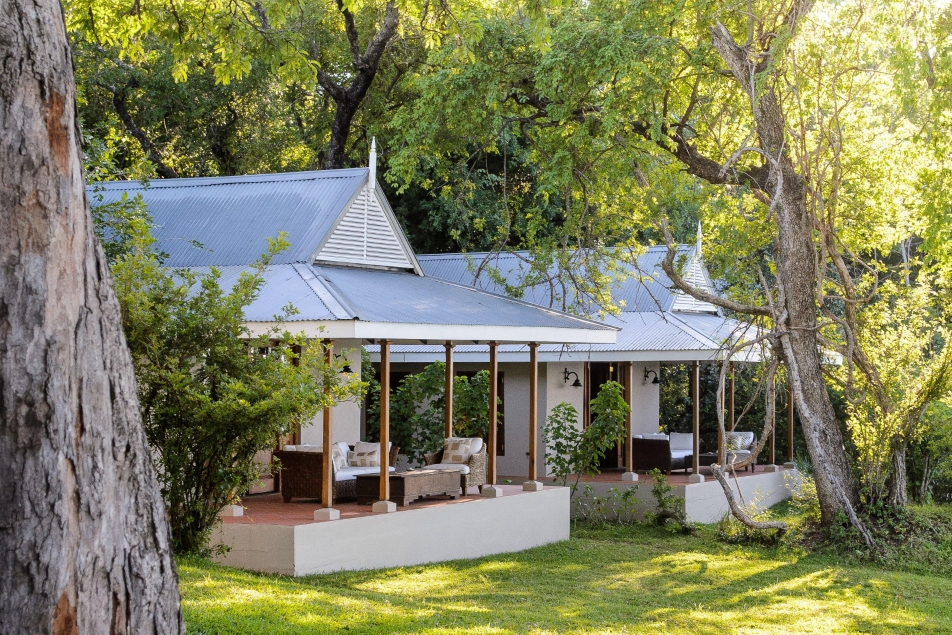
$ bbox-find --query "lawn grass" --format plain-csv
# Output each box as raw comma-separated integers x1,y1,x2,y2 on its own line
179,521,952,634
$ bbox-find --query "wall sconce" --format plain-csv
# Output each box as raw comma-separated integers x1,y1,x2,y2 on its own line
643,368,661,385
335,354,353,374
563,368,582,388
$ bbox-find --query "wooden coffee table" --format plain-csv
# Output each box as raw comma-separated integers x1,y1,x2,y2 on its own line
355,469,462,506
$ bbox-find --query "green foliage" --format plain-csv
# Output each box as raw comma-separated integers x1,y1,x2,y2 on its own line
109,222,365,554
644,469,692,534
544,381,629,494
573,485,640,527
374,362,497,466
908,401,952,504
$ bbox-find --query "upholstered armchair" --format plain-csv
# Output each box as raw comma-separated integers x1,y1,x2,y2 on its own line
723,431,757,472
423,437,488,494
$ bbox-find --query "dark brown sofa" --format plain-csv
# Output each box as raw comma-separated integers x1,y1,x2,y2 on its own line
631,437,692,475
273,444,399,503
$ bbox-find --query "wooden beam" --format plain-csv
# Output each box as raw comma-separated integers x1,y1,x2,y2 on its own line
379,340,391,503
444,341,454,438
623,361,633,472
322,340,334,508
723,361,734,463
788,376,795,462
692,360,700,475
488,342,498,485
528,342,539,480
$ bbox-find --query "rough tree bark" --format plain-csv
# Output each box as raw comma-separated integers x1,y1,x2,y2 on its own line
656,2,870,542
315,0,399,169
0,0,184,631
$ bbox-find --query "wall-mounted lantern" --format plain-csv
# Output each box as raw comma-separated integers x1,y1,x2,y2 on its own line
563,368,583,388
643,368,661,385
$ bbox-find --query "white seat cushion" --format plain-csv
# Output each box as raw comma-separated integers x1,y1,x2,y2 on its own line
670,450,693,460
283,444,323,453
669,432,694,452
425,463,470,475
644,433,669,441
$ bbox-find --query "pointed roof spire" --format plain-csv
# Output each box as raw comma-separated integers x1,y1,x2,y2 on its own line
369,137,377,191
696,220,702,259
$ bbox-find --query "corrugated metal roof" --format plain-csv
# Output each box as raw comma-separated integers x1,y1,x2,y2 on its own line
416,246,709,314
312,265,613,330
88,169,368,267
185,263,614,333
185,265,337,322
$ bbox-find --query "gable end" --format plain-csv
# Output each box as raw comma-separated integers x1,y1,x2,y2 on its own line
671,256,718,313
313,185,417,271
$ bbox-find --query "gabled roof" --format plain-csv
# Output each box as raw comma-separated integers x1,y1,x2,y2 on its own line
87,169,421,272
416,246,719,315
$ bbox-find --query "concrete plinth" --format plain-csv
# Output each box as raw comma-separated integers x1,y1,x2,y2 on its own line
783,462,796,469
314,508,340,521
687,473,705,484
481,486,504,498
621,472,639,482
213,486,570,576
763,464,779,473
523,480,544,492
372,500,397,514
219,505,243,517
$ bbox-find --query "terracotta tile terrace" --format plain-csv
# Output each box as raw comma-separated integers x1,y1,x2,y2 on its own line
228,484,536,526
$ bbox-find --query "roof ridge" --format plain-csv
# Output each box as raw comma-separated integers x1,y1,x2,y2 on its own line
88,168,368,190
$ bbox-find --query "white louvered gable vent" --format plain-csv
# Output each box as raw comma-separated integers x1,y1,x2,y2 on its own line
315,186,414,270
671,256,718,313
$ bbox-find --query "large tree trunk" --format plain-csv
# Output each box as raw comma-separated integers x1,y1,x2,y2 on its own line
0,0,184,632
888,445,908,506
706,17,866,536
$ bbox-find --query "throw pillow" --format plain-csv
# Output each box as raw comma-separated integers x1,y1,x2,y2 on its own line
330,444,348,472
351,449,380,467
443,437,478,464
725,433,748,451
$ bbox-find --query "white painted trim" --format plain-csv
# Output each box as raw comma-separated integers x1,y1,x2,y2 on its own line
369,348,761,364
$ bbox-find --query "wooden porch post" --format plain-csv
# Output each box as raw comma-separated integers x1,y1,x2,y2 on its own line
378,340,392,505
722,361,734,463
769,373,777,465
322,340,334,508
692,360,700,475
528,342,539,482
444,341,454,438
623,361,633,473
787,377,795,462
488,342,499,486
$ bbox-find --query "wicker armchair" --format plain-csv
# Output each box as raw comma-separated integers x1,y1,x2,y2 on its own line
273,444,399,503
423,444,487,494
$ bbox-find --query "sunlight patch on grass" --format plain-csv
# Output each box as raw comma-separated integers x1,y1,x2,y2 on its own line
178,528,952,635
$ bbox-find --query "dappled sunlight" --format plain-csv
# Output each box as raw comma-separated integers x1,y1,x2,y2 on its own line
178,533,952,635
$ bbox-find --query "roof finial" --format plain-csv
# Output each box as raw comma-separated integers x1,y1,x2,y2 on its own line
696,220,702,259
369,137,377,191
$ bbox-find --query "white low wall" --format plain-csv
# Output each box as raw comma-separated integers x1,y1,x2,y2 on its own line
569,470,796,524
213,487,570,576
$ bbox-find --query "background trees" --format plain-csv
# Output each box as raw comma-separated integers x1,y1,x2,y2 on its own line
66,0,952,531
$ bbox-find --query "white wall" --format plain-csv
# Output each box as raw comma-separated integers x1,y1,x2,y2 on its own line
496,362,547,479
629,361,661,436
301,339,364,445
542,362,586,477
